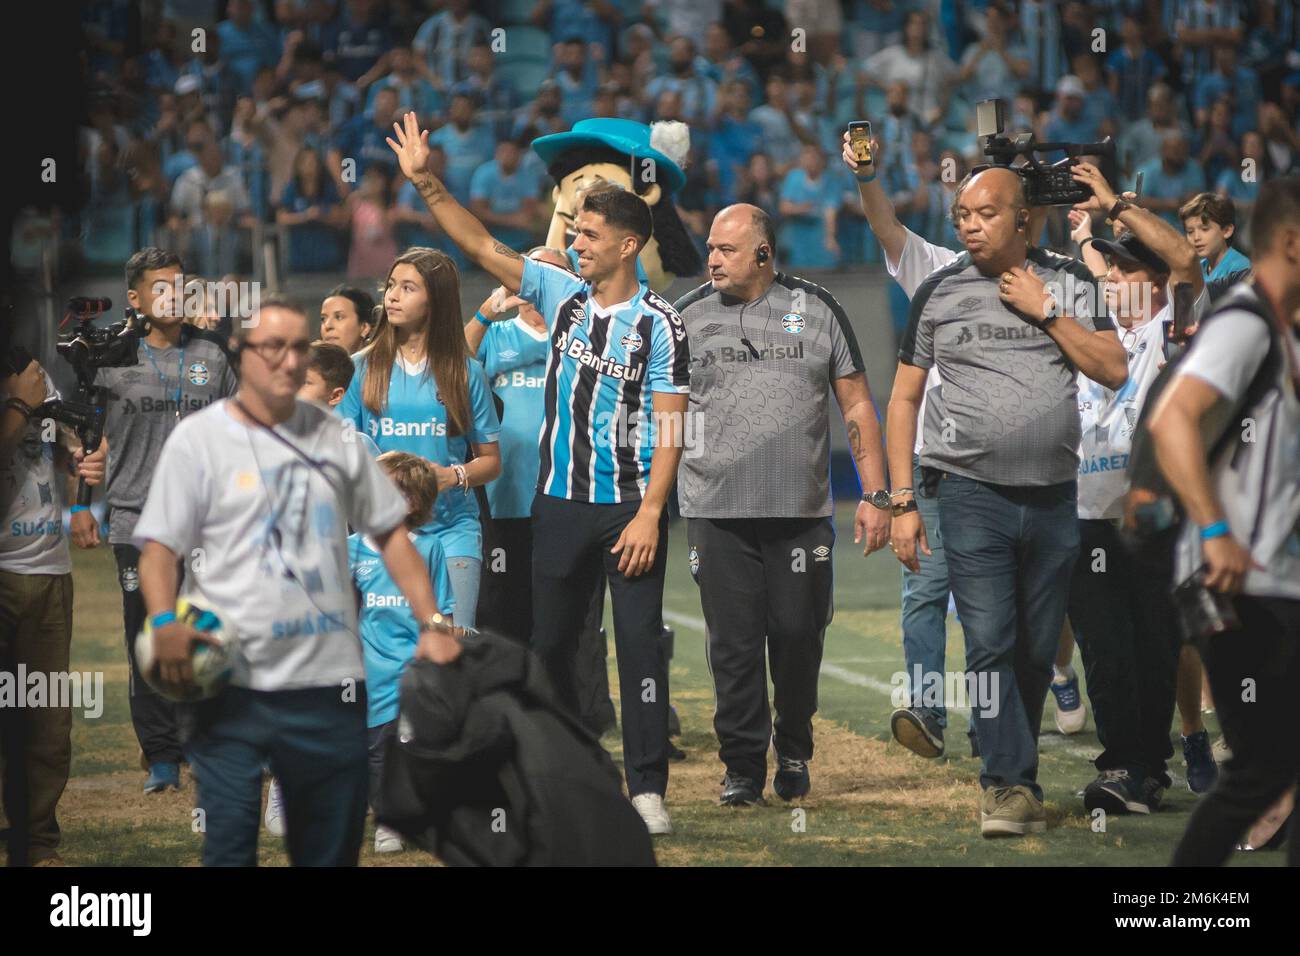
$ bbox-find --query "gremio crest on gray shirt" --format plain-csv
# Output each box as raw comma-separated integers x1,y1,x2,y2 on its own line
899,247,1112,487
674,273,864,518
96,325,238,544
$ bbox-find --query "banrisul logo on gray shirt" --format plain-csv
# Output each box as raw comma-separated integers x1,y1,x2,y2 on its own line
673,274,865,519
899,249,1113,487
98,327,238,545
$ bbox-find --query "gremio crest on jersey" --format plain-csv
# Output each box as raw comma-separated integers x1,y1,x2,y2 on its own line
781,312,805,333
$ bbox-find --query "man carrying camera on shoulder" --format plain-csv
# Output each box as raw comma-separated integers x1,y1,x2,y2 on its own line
1148,174,1300,866
1,352,107,865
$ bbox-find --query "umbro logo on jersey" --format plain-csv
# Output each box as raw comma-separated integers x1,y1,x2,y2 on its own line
356,562,376,578
498,349,520,361
955,296,983,314
813,545,831,562
698,323,722,337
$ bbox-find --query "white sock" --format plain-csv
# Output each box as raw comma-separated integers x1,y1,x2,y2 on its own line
1053,664,1075,683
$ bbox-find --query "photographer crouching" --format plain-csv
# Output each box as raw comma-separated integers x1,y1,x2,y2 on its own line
1,351,106,865
887,164,1127,838
1149,174,1300,866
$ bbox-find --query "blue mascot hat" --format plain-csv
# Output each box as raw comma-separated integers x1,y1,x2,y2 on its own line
532,118,687,194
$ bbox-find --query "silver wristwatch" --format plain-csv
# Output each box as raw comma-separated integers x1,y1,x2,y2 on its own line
862,489,892,510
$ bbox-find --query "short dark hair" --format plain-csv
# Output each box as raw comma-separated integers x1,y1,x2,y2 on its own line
234,293,308,343
308,341,355,393
1251,173,1300,253
1179,191,1235,230
126,247,183,290
581,185,653,247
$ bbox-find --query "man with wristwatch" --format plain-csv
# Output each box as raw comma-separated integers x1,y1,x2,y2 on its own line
674,203,890,807
133,297,460,866
888,166,1127,837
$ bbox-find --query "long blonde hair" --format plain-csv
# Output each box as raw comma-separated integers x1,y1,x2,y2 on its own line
361,248,471,437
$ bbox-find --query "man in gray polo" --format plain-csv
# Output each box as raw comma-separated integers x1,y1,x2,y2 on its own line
674,203,891,806
888,167,1127,837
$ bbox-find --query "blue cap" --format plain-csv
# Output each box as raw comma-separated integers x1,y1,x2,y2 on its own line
532,118,686,194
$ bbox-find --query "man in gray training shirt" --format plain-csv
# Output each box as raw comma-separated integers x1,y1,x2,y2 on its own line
674,204,890,807
887,167,1127,838
71,247,237,794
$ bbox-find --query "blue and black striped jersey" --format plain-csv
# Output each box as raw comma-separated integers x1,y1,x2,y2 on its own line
519,258,691,504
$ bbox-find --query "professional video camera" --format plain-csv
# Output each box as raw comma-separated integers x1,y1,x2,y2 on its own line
975,99,1118,207
25,297,149,506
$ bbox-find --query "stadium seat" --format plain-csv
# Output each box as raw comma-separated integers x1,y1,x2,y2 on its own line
496,60,552,97
502,26,552,64
499,0,538,26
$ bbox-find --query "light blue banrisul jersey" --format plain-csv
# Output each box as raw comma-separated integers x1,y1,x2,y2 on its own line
478,318,550,519
519,258,691,504
338,354,500,558
348,529,455,727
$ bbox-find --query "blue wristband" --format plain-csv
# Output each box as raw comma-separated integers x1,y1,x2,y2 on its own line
1199,521,1230,541
70,505,89,514
474,310,491,326
855,171,877,184
151,610,178,630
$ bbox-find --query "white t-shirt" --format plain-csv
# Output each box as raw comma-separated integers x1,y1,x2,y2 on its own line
133,399,408,691
885,227,959,455
0,371,71,575
1173,304,1300,601
1077,288,1210,520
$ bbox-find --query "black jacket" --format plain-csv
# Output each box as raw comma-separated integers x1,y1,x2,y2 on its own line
377,630,656,867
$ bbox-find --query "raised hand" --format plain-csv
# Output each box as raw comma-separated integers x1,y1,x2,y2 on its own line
386,110,432,182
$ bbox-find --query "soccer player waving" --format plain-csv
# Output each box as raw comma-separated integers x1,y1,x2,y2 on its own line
390,112,690,836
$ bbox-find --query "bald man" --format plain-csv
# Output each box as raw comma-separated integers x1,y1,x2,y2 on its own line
674,203,890,807
886,166,1126,837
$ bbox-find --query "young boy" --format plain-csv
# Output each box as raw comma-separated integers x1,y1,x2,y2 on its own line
1180,192,1251,282
300,341,355,408
350,451,456,853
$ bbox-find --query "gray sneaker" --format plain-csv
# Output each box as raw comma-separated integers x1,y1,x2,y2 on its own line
980,785,1047,837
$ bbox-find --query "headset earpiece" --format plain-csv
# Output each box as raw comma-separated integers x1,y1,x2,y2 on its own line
756,245,770,266
1018,209,1030,232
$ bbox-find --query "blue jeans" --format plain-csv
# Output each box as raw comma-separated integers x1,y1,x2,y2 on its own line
185,685,369,866
446,556,481,629
937,472,1080,799
900,456,955,728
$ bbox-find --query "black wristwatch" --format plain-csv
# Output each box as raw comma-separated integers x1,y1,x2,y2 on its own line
862,489,892,510
1105,198,1130,224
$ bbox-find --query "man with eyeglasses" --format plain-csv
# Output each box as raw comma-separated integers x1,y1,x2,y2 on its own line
134,295,461,867
76,247,238,795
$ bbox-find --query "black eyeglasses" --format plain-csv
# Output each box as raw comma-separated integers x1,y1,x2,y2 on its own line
239,339,311,365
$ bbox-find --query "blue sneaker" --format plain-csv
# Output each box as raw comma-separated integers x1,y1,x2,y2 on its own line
1182,730,1218,794
1051,674,1086,734
144,761,180,794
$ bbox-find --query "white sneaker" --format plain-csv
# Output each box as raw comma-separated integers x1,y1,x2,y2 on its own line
374,824,405,853
264,778,285,837
631,793,672,835
1050,673,1087,735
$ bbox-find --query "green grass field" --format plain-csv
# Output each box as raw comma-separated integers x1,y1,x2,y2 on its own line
41,504,1279,867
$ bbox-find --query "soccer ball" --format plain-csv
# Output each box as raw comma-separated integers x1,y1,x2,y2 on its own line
134,598,234,702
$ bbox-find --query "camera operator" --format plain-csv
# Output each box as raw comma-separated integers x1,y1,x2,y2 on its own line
1064,160,1212,814
888,163,1127,838
1,355,106,866
1148,174,1300,866
79,248,238,795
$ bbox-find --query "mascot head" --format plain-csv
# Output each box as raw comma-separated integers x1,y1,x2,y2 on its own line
532,118,702,292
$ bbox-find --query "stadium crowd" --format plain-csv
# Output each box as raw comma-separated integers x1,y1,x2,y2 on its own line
2,0,1300,867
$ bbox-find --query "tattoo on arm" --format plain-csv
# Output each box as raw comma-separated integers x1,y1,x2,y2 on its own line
492,242,524,261
847,418,866,462
413,174,447,207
